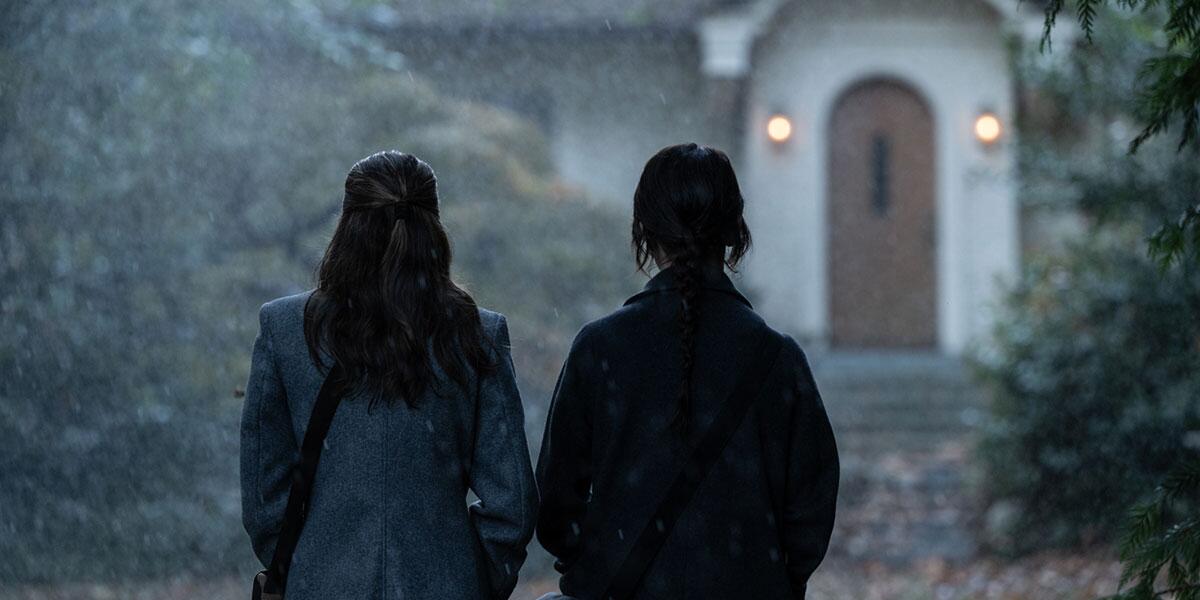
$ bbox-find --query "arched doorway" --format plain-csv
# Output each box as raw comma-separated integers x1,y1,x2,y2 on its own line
827,78,937,348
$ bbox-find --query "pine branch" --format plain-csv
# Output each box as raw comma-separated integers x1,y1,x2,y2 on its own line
1077,0,1102,40
1153,582,1200,597
1162,0,1200,48
1110,457,1200,599
1122,499,1165,562
1038,0,1200,156
1149,205,1200,269
1160,456,1200,500
1042,0,1067,52
1129,49,1200,154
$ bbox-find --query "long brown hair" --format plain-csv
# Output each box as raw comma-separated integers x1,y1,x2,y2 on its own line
631,143,752,431
304,151,493,406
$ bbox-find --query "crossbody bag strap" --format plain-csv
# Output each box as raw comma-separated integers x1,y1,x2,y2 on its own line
261,363,346,595
601,331,785,600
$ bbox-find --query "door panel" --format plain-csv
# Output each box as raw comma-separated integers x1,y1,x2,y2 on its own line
828,79,937,348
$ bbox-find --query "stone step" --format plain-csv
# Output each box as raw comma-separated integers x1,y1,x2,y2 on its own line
820,380,980,395
835,432,971,459
809,351,972,381
807,352,989,464
825,403,985,428
801,354,985,564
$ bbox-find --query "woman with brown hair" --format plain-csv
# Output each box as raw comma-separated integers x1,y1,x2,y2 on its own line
241,151,537,599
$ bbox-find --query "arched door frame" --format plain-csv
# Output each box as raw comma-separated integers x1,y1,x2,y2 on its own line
813,70,950,351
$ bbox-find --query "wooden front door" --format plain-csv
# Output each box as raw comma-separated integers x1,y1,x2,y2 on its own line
828,79,937,348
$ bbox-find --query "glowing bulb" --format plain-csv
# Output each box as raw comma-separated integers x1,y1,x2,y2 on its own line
974,113,1002,144
767,115,793,143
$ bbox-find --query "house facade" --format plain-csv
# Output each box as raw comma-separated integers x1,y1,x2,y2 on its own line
377,0,1041,354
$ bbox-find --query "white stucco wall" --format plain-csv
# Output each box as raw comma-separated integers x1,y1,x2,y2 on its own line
739,0,1019,354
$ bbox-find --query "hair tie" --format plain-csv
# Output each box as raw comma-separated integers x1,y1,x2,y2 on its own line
342,197,437,219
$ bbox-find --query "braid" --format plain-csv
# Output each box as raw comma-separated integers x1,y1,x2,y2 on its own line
630,144,754,434
674,238,703,434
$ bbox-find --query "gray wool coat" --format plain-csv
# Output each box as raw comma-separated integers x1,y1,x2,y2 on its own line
240,291,538,600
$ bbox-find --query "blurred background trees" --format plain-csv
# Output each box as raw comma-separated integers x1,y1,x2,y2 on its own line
975,4,1200,556
1027,3,1200,595
1039,0,1200,266
0,0,632,581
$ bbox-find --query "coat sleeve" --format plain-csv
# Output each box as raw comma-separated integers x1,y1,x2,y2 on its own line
534,328,593,573
782,347,840,597
240,303,299,568
468,314,539,599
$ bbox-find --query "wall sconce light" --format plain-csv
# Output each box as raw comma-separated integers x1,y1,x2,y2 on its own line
974,112,1002,145
767,114,793,144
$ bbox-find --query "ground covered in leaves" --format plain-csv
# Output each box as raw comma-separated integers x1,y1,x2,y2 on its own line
1,378,1128,599
0,552,1122,600
1,442,1123,600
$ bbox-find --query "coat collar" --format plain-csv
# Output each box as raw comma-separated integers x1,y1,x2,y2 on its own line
623,264,753,308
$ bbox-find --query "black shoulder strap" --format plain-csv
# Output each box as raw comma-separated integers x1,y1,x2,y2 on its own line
602,332,785,600
261,364,345,595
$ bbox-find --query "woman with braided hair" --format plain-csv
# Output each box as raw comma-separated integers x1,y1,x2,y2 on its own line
536,143,840,599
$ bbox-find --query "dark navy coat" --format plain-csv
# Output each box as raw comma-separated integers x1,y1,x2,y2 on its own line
240,291,538,599
536,266,839,599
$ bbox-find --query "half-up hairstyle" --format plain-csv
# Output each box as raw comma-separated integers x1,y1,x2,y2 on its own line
631,143,752,432
304,150,494,406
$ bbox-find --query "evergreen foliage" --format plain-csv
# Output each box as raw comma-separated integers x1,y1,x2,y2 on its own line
975,239,1200,551
977,7,1200,553
1039,0,1200,266
1036,5,1200,593
1105,456,1200,599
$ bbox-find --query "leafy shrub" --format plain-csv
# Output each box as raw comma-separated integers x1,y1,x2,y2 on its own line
976,5,1200,554
973,237,1200,551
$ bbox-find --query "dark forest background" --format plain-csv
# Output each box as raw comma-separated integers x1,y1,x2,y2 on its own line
0,0,635,581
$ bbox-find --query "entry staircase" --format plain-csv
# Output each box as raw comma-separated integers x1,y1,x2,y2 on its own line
809,352,988,565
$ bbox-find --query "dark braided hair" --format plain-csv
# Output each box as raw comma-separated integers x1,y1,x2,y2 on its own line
632,143,752,432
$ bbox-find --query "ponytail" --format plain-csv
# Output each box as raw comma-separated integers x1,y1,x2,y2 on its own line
305,150,493,409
